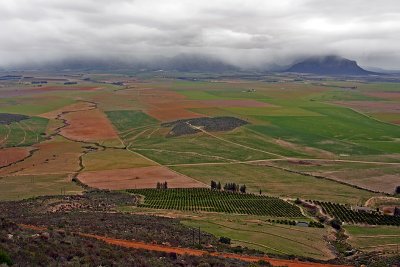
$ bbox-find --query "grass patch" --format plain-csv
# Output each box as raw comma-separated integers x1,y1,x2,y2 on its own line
250,106,400,155
0,174,82,201
83,148,155,171
0,96,75,115
0,116,48,148
345,225,400,253
171,163,377,204
106,110,159,133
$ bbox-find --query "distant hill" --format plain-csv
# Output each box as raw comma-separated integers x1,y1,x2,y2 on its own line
158,54,237,72
285,55,376,75
16,54,237,73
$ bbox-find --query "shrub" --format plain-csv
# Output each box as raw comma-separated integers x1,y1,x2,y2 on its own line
395,185,400,194
0,249,12,266
219,236,231,244
330,219,342,230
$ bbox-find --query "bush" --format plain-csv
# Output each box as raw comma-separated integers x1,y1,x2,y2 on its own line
395,185,400,194
330,219,342,230
257,260,272,266
0,249,12,266
232,246,244,254
219,236,231,244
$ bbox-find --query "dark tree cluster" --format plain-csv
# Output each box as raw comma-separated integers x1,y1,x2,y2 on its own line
156,181,168,189
395,185,400,194
210,180,222,190
210,181,246,193
0,113,30,125
224,182,247,193
162,116,248,137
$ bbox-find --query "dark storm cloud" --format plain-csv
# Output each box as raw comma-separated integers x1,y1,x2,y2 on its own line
0,0,399,69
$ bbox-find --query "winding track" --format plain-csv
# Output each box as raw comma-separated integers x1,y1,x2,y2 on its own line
19,224,348,267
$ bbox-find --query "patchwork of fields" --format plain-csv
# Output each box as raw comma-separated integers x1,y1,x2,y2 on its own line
1,74,399,261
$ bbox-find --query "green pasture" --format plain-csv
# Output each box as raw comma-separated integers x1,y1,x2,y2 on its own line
250,106,400,155
0,174,82,201
181,214,332,260
0,96,75,115
171,163,377,204
130,132,277,165
345,225,400,252
106,110,159,133
0,117,49,148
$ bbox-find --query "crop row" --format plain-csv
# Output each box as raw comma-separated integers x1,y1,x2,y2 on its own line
127,188,304,217
314,201,400,226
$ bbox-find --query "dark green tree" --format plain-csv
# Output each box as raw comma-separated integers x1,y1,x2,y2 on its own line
240,184,246,193
396,185,400,194
210,180,217,190
217,182,222,190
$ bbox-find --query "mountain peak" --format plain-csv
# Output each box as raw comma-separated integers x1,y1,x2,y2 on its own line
285,55,375,75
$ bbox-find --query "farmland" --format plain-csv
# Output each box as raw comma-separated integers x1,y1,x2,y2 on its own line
0,72,399,264
314,201,400,226
344,225,400,253
128,188,303,217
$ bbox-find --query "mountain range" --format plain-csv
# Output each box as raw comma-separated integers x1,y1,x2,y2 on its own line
285,55,375,75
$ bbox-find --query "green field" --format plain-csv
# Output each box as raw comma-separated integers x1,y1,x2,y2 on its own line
181,216,332,260
0,174,82,201
0,96,75,115
172,164,376,204
106,110,159,133
345,225,400,253
0,117,49,148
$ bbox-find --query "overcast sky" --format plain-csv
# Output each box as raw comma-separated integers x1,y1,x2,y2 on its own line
1,0,400,69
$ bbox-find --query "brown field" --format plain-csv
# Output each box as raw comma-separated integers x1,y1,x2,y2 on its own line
82,148,156,172
60,108,120,142
137,88,278,121
33,85,101,92
365,91,400,100
315,169,400,194
138,89,205,121
0,138,83,176
0,86,101,98
0,147,32,168
199,99,275,108
39,102,93,119
78,166,206,190
334,101,400,113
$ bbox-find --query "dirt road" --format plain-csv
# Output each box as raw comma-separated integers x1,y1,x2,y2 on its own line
20,224,349,267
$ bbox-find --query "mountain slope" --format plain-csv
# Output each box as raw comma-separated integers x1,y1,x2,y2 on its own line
286,56,375,75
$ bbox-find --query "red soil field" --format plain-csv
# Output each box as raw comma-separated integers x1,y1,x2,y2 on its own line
32,86,101,92
138,89,205,121
147,108,204,121
78,166,206,190
0,147,31,168
39,102,94,119
334,101,400,113
0,86,101,98
139,89,276,121
0,140,82,176
60,109,119,142
365,91,400,101
199,99,275,108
